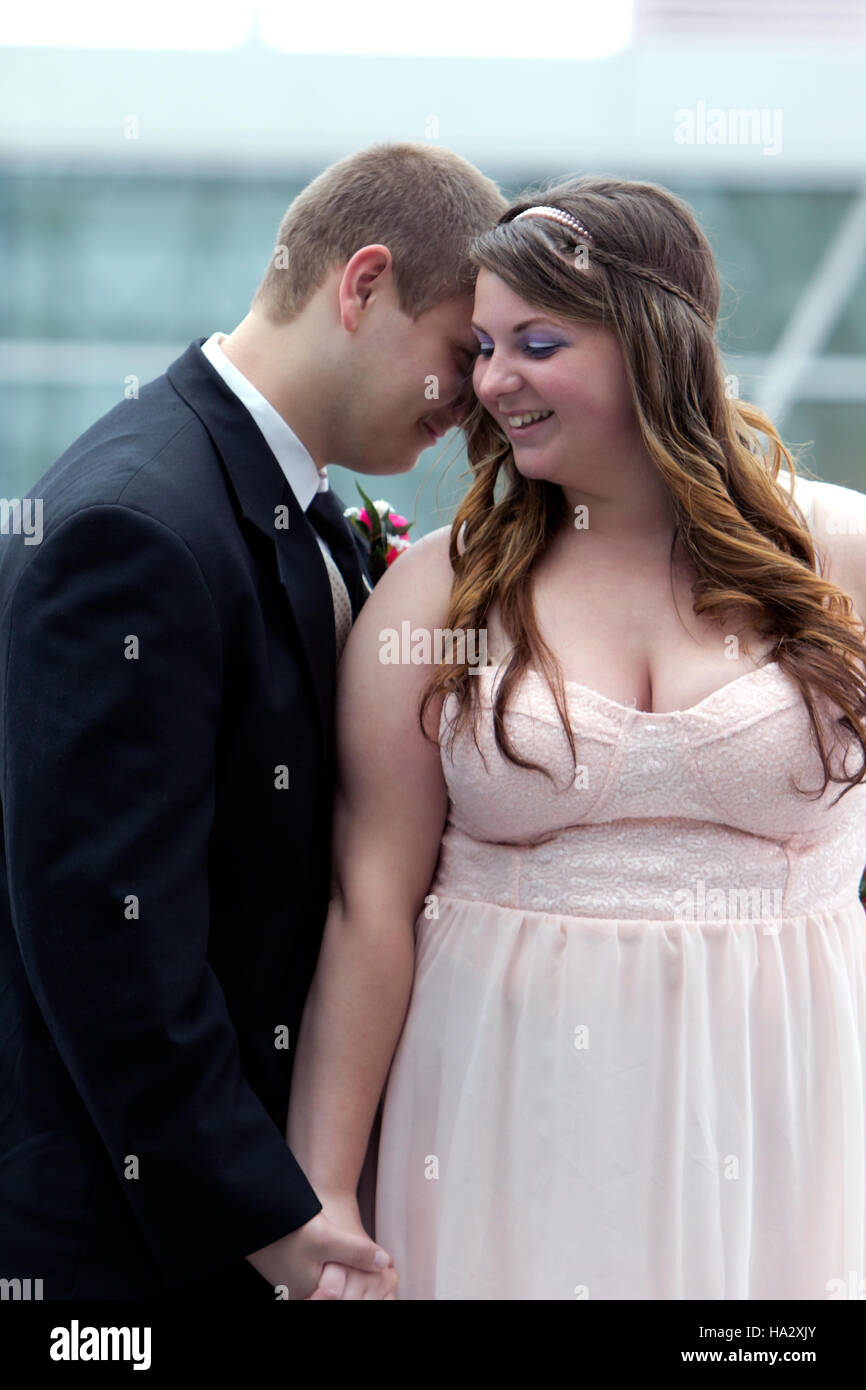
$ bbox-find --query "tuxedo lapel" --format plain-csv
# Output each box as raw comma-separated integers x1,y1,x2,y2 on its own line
166,339,337,737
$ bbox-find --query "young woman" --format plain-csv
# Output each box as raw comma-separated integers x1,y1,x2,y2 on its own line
287,176,866,1299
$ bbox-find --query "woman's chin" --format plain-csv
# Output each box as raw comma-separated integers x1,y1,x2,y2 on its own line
511,451,559,483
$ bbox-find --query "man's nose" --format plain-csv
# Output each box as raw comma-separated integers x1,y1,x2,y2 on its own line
450,395,471,429
447,373,477,429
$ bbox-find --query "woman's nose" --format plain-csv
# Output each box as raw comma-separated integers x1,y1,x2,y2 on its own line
475,355,523,408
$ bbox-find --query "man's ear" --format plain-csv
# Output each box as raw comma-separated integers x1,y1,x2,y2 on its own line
338,245,393,331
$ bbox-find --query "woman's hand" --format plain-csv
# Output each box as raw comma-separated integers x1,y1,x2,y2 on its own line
304,1192,398,1300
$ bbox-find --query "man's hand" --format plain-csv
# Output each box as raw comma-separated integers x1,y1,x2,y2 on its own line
245,1203,397,1300
304,1193,398,1300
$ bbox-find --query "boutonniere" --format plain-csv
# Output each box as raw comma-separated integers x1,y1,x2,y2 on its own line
343,482,413,585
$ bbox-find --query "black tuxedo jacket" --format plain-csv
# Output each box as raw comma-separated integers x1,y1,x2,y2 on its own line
0,339,372,1298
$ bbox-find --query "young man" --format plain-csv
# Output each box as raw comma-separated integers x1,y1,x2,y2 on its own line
0,142,505,1301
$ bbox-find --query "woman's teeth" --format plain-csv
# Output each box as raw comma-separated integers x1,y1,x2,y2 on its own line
507,409,553,428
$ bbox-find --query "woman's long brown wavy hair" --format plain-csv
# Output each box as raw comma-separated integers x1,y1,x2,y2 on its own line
418,175,866,804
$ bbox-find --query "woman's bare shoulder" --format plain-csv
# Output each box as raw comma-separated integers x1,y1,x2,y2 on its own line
779,471,866,620
358,523,456,618
338,523,457,707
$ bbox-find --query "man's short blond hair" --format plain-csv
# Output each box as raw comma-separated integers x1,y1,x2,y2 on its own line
252,142,507,322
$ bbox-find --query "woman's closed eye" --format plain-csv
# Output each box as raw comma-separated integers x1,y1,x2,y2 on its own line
475,341,565,359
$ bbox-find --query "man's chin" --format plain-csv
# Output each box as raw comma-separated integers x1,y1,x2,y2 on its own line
365,453,424,477
337,437,428,476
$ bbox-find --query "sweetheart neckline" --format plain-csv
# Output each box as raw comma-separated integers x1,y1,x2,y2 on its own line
477,659,786,719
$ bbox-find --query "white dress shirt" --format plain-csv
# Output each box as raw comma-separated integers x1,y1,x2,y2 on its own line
200,331,336,566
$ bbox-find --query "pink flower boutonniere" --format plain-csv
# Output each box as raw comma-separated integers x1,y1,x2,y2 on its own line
343,482,413,585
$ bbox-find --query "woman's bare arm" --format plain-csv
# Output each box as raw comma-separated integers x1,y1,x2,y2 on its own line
286,524,456,1204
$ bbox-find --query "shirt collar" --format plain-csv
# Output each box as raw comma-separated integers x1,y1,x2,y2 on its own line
200,331,328,511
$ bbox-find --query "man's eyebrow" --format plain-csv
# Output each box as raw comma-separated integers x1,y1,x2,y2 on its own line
471,317,559,335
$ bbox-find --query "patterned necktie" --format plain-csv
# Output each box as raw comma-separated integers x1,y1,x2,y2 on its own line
306,491,358,660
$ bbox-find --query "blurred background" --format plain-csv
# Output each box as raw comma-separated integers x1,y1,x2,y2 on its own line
1,0,864,535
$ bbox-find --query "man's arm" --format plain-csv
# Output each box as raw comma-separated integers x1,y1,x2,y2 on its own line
0,502,386,1291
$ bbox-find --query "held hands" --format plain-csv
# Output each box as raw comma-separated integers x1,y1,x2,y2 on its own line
245,1194,398,1300
304,1192,398,1300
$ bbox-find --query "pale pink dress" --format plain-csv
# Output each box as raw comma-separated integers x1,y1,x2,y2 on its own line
370,659,866,1299
366,472,866,1300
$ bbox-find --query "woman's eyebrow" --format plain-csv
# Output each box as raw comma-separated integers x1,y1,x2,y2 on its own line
471,317,559,335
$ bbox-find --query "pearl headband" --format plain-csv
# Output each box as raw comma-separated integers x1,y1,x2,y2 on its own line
512,204,714,329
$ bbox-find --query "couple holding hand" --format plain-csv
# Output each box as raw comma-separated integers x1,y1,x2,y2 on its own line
2,141,865,1301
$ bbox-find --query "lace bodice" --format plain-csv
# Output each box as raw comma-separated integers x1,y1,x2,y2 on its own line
433,660,866,921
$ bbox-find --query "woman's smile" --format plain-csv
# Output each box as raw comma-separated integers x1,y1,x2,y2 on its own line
503,408,556,439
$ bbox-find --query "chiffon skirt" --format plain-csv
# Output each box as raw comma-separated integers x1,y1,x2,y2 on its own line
370,895,866,1300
